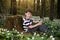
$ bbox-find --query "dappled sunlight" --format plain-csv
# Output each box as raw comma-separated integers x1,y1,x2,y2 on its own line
0,0,60,40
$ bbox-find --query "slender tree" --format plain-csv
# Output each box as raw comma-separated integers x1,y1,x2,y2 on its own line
41,0,46,17
34,0,35,11
37,0,40,16
49,0,54,20
57,0,60,19
10,0,17,15
0,0,2,13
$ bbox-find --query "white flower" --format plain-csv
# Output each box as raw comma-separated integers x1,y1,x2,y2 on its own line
27,37,30,40
52,37,55,40
5,29,7,31
36,34,40,36
12,28,14,30
34,32,36,36
4,29,6,31
6,36,9,38
3,29,7,31
15,30,17,32
17,31,19,33
0,28,1,31
2,32,4,34
1,28,3,31
51,26,53,27
3,29,5,31
50,35,53,38
32,36,34,40
8,33,10,35
14,26,16,27
52,30,53,32
7,31,9,32
46,35,48,36
21,32,23,34
12,34,13,36
41,37,44,39
43,33,46,35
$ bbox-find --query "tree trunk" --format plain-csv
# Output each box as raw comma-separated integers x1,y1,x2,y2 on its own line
10,0,17,15
0,0,2,13
37,0,40,16
34,0,35,11
41,0,46,17
57,0,60,19
49,0,54,20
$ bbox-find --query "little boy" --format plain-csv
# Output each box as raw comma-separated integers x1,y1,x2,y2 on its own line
23,9,49,33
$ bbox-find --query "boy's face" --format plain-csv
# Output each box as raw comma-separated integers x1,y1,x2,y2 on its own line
25,12,32,19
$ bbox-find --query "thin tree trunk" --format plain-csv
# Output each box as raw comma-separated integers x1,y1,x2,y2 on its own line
37,0,40,16
49,0,54,20
0,0,2,13
41,0,46,17
10,0,17,15
34,0,35,12
57,0,60,19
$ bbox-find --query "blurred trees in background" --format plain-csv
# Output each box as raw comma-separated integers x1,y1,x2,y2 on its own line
10,0,17,15
0,0,58,18
0,0,11,15
57,0,60,19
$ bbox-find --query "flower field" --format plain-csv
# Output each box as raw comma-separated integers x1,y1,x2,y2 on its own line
0,17,60,40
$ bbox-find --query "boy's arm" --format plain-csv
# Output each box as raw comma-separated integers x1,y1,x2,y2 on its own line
33,21,42,27
29,21,42,28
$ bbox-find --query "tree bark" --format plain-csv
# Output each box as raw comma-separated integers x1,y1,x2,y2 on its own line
49,0,54,20
10,0,17,15
37,0,40,16
41,0,46,17
57,0,60,19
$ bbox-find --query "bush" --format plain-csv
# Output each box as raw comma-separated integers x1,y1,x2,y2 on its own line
42,19,60,37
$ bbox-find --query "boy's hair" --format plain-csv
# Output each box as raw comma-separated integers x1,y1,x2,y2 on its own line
25,8,33,13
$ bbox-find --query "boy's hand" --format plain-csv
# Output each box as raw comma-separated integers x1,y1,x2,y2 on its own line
28,21,42,29
28,25,34,29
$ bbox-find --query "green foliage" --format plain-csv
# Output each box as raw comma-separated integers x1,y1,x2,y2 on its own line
0,15,60,40
42,19,60,37
0,29,47,40
0,18,5,28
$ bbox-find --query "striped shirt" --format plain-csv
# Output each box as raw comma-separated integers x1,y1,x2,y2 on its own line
23,18,33,32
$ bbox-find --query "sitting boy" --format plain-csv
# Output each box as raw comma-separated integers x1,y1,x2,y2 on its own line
23,9,49,33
